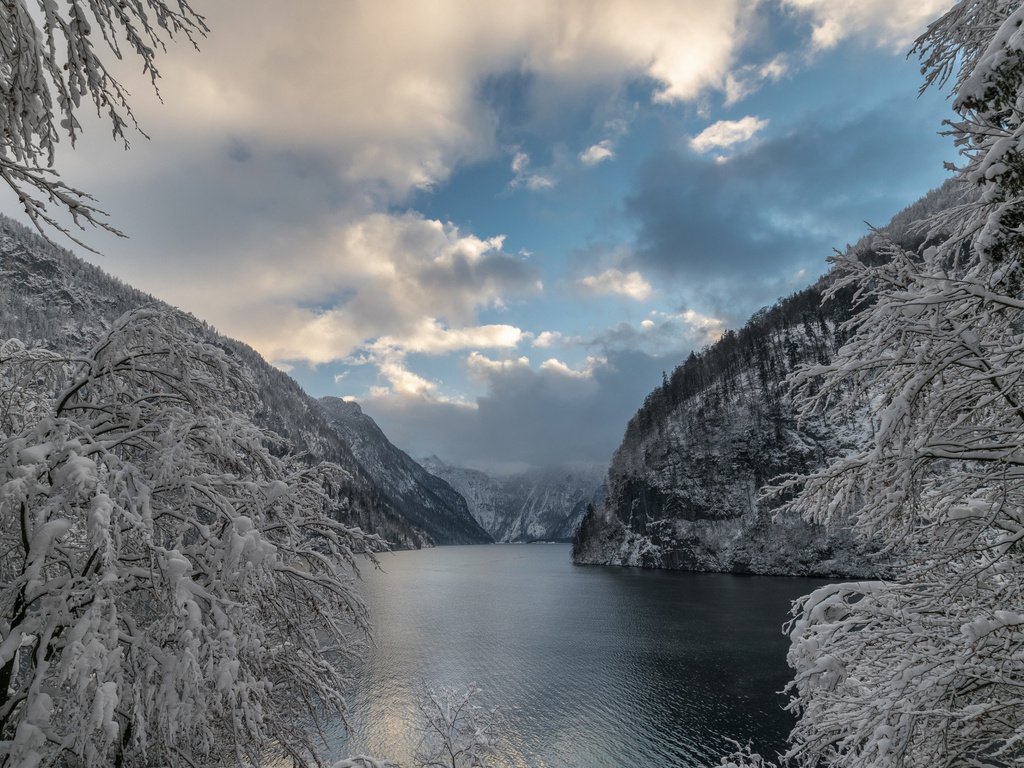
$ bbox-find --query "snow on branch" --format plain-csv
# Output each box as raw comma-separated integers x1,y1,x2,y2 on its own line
748,2,1024,765
0,0,207,246
0,307,385,767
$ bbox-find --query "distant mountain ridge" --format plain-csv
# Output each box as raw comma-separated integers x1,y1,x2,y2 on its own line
319,398,491,545
0,216,485,548
572,182,964,576
420,457,605,542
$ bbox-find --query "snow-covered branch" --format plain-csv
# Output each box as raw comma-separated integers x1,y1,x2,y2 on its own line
746,3,1024,765
0,307,383,767
0,0,206,245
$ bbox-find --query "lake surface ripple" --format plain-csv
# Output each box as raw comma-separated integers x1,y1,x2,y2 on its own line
328,544,828,767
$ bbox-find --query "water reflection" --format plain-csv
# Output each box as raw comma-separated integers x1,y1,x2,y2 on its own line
327,544,827,767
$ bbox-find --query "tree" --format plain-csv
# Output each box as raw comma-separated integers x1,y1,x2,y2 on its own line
715,2,1024,766
0,0,206,245
0,308,381,767
414,683,498,768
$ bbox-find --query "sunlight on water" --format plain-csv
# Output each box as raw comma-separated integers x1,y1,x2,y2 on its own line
325,544,828,767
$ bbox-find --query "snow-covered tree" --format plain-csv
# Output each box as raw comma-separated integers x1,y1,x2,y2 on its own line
0,0,205,244
414,683,498,768
729,2,1024,766
0,308,381,767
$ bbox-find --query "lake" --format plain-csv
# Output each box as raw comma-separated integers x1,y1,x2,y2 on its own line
328,544,828,767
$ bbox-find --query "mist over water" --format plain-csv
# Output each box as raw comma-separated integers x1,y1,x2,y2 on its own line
330,544,829,767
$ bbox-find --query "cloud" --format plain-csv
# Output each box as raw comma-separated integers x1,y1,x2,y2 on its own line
353,320,530,402
580,140,616,166
205,211,541,366
577,268,653,300
724,56,790,105
107,0,751,201
690,116,769,153
539,355,607,379
372,353,446,400
781,0,954,51
370,319,526,356
467,351,532,379
509,149,556,190
623,106,952,322
359,348,672,470
532,331,563,348
584,309,725,356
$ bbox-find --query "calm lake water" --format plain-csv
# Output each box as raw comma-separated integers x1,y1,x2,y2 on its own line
328,544,828,767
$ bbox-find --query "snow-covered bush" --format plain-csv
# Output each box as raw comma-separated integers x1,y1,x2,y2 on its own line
0,308,380,767
414,683,498,768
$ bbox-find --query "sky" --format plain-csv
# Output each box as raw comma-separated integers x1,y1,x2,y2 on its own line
5,0,960,472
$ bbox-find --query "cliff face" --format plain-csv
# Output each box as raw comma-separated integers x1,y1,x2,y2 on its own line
571,359,873,576
573,183,964,576
0,217,480,548
572,300,874,576
420,458,605,543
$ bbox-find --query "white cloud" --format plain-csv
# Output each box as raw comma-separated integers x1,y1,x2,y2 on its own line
370,319,526,356
533,331,563,348
509,149,556,191
677,309,726,341
690,116,768,153
104,1,749,200
210,212,541,366
781,0,954,51
724,55,790,105
539,356,607,379
584,308,725,356
376,355,442,399
579,140,615,166
467,351,532,379
355,321,528,403
577,269,653,301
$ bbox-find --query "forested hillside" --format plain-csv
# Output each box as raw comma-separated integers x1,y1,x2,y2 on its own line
573,181,963,575
320,398,491,544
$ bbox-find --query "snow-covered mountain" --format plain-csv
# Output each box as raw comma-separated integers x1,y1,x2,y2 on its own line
572,183,964,576
0,216,489,548
420,457,605,542
319,398,491,544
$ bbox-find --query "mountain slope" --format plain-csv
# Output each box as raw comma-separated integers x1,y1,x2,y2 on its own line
421,458,605,542
0,216,477,548
572,182,964,576
319,399,491,544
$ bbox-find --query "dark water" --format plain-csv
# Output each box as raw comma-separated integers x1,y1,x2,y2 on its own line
328,544,827,767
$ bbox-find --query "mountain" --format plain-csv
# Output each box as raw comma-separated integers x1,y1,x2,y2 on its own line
0,216,484,548
319,399,491,544
572,182,965,576
420,457,605,542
